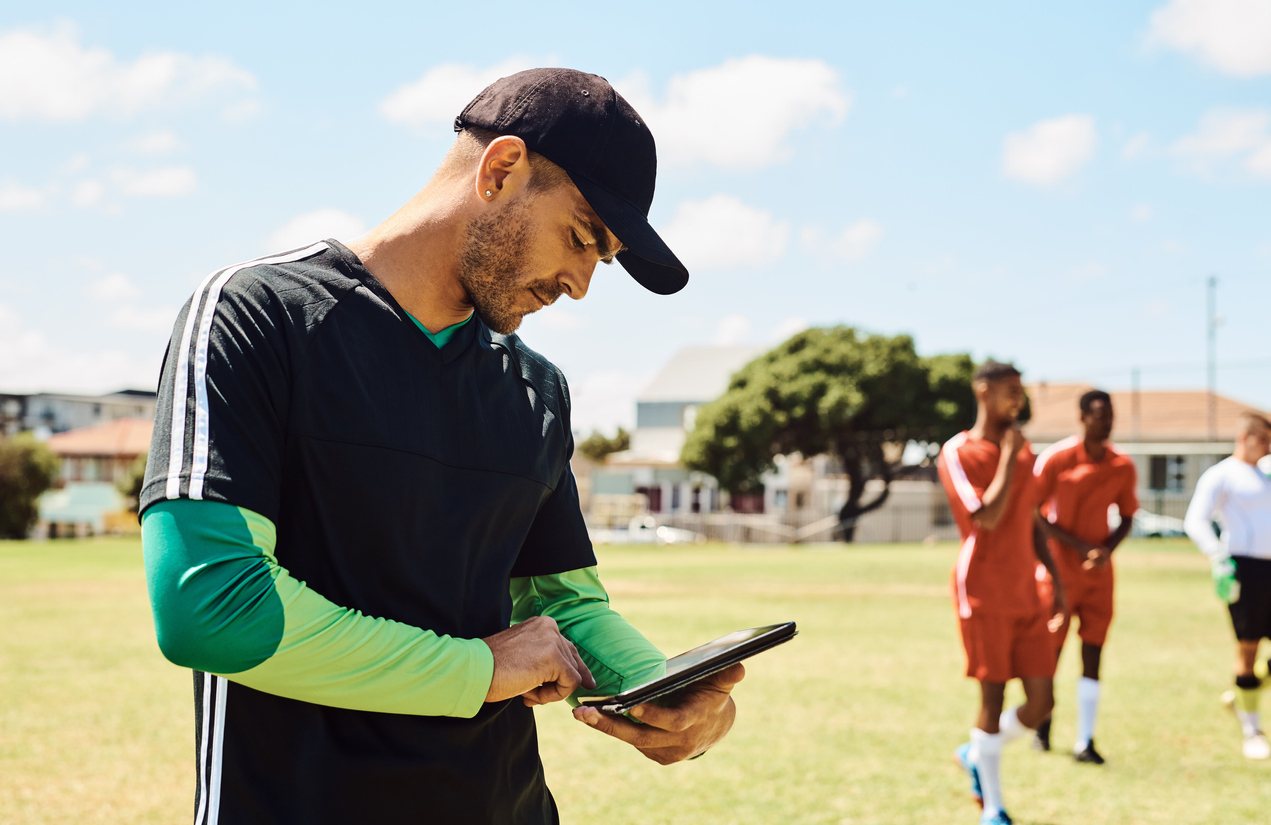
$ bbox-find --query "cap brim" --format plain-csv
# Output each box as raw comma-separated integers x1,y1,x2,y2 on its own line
569,174,689,296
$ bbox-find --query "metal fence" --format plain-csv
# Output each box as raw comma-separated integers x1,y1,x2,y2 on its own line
590,500,1194,545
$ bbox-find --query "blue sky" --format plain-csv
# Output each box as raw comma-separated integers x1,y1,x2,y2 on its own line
2,0,1269,432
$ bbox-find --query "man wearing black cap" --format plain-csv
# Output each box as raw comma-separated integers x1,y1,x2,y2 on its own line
138,68,740,824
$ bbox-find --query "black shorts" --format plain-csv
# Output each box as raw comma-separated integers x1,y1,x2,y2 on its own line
1230,557,1271,641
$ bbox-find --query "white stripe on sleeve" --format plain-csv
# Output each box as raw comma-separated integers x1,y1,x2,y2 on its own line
166,242,329,501
942,433,983,513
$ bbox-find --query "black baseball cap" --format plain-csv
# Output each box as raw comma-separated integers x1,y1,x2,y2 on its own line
454,68,689,295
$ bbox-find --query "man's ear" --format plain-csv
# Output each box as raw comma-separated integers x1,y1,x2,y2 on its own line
476,136,530,201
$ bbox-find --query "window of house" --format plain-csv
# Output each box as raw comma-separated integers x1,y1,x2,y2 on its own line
1149,455,1186,492
774,490,788,510
795,491,805,510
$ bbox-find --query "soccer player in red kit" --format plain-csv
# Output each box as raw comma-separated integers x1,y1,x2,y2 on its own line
1031,390,1137,764
939,362,1067,825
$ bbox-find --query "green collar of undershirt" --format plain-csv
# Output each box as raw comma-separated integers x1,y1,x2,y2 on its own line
404,310,473,349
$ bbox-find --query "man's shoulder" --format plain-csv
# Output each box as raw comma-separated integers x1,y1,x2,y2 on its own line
488,331,566,384
217,242,362,315
1034,436,1081,473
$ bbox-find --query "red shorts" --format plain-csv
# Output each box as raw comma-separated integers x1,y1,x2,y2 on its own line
958,608,1056,683
1036,554,1115,651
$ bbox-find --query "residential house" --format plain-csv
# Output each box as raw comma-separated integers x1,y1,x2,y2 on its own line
1023,383,1267,520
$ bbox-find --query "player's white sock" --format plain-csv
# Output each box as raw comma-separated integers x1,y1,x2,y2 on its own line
1074,677,1100,751
998,706,1031,745
970,728,1005,815
1237,710,1261,738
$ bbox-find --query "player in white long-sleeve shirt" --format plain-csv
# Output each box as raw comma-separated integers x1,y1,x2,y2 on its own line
1184,411,1271,759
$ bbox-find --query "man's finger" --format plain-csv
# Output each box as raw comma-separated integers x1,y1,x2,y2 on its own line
563,639,595,690
572,706,660,747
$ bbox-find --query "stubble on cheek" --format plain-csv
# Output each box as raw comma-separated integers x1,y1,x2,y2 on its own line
458,202,565,335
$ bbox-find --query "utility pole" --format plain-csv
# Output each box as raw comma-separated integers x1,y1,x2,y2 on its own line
1207,275,1218,442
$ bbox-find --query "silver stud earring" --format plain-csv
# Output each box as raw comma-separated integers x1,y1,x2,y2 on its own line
485,190,493,198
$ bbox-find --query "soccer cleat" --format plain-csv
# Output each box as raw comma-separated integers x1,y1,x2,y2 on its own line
1243,733,1271,760
1073,740,1105,765
980,810,1014,825
955,743,983,809
1032,717,1051,752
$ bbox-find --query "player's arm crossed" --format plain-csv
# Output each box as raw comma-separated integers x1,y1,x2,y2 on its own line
971,427,1026,531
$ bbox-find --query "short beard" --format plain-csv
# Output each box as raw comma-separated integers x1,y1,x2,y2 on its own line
458,195,562,335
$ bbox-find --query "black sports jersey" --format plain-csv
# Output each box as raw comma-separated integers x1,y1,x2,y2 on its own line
141,240,595,824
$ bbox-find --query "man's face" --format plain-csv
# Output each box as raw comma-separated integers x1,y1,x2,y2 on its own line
458,180,622,335
1240,421,1271,462
978,375,1025,426
1081,399,1114,443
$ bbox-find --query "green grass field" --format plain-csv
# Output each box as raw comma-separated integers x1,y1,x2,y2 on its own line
1,537,1264,824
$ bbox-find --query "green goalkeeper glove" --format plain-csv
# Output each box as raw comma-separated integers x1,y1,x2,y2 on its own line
1213,558,1241,604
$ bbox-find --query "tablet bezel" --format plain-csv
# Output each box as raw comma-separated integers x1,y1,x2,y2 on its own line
575,621,797,715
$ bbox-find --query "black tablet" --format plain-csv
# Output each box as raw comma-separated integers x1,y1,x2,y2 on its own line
576,621,797,715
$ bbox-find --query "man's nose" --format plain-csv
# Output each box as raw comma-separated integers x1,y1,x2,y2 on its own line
557,264,594,301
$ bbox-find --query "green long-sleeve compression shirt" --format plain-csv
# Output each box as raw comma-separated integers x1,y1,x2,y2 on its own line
142,498,665,718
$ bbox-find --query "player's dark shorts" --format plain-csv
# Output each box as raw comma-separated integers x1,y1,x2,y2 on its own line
1230,556,1271,641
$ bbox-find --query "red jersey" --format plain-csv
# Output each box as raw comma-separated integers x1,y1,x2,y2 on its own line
1033,436,1138,556
939,431,1043,618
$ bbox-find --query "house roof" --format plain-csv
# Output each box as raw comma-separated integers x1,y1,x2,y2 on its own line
637,345,766,403
1023,383,1269,443
45,417,153,457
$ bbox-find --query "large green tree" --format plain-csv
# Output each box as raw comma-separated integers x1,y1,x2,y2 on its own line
0,433,61,539
681,327,975,540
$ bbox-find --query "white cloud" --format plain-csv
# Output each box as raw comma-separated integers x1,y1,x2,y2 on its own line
1121,133,1151,160
0,22,258,122
1146,0,1271,77
617,56,850,169
0,301,163,393
59,153,90,174
713,314,753,346
71,179,104,208
1171,108,1271,179
110,165,198,197
0,181,51,212
86,272,141,301
768,316,809,343
659,195,788,271
800,219,883,263
380,58,534,132
1002,115,1097,185
1131,203,1154,223
567,369,649,434
1069,261,1108,281
108,304,178,333
131,130,182,155
265,208,367,252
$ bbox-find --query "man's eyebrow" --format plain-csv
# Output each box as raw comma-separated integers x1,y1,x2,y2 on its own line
575,212,626,262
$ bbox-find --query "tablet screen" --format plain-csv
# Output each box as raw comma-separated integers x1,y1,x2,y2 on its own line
619,625,787,694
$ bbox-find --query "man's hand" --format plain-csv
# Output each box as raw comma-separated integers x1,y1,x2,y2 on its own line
1002,426,1025,459
1047,580,1069,633
571,663,745,764
482,616,594,705
1213,558,1241,604
1083,545,1112,570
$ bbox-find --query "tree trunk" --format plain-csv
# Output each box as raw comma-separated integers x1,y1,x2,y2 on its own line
835,441,894,543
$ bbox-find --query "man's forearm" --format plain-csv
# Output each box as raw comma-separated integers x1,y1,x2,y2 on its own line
1035,513,1095,554
511,568,665,701
1033,520,1063,582
973,451,1017,530
1104,518,1134,552
143,499,493,718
